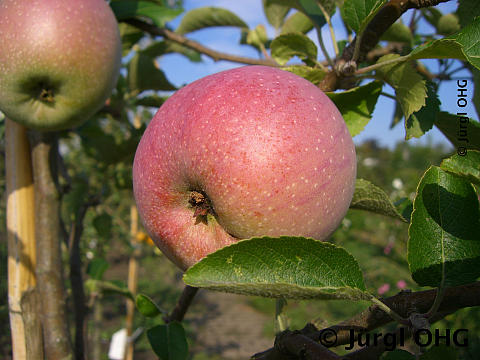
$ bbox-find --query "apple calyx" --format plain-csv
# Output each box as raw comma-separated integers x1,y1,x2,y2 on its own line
188,190,213,224
22,77,59,104
39,88,55,103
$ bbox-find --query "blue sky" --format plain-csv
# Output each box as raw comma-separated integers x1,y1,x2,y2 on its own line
158,0,475,150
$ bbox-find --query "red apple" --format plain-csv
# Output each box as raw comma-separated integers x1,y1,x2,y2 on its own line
0,0,121,131
133,66,356,270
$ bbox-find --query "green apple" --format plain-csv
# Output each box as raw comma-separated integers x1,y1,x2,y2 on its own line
0,0,122,131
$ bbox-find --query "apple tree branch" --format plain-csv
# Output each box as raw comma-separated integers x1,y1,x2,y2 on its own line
253,281,480,359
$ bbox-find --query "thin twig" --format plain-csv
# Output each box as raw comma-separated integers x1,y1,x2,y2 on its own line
318,3,339,57
368,295,409,325
314,22,335,68
355,54,410,75
124,18,279,67
380,92,397,100
163,285,199,323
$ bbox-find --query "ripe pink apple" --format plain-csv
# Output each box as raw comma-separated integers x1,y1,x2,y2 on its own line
0,0,122,131
133,66,356,270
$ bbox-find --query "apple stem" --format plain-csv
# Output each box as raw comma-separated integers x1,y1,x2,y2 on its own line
29,130,74,359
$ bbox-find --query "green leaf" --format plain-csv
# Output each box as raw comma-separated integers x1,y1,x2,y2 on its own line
118,23,144,56
141,40,202,62
383,349,415,360
176,7,247,35
147,322,189,360
420,344,458,360
110,1,182,28
93,213,112,239
184,236,368,300
456,0,480,28
395,197,413,223
297,0,326,28
408,39,466,61
405,81,441,140
246,25,268,50
317,0,336,16
389,100,404,129
380,22,413,44
441,150,480,186
127,53,176,93
341,0,387,33
408,17,480,70
337,39,348,55
136,294,165,318
282,65,326,85
408,166,480,287
264,0,301,10
271,33,318,65
420,7,443,29
263,0,290,30
281,11,314,34
434,112,480,152
471,67,480,118
350,179,407,222
376,54,427,121
87,258,109,280
134,94,168,108
87,279,134,300
326,81,383,137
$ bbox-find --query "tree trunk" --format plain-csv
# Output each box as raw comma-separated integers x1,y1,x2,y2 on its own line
30,130,73,360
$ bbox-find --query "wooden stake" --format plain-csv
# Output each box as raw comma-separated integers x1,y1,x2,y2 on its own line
125,204,139,360
5,119,43,359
